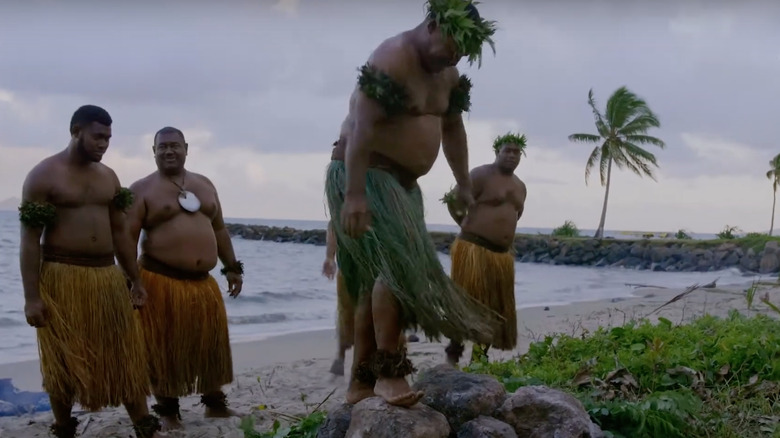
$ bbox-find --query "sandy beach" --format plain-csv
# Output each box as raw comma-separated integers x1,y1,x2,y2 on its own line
1,276,777,438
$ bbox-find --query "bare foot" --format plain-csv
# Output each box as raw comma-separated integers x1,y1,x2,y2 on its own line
159,415,183,432
345,380,376,404
204,406,241,418
374,377,424,408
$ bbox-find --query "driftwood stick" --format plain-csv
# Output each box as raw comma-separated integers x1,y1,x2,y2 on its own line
648,283,703,315
625,283,669,289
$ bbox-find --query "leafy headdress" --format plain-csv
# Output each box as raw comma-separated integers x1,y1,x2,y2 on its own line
493,132,528,155
426,0,497,67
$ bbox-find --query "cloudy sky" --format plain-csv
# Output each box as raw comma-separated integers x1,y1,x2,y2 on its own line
1,0,778,234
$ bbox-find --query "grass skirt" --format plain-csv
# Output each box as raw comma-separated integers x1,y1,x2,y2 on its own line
137,269,234,397
324,160,497,343
451,237,518,350
37,262,150,411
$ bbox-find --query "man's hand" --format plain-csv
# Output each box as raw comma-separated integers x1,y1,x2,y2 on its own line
455,184,475,210
322,258,337,280
24,298,48,328
130,282,148,308
341,193,371,238
226,272,243,298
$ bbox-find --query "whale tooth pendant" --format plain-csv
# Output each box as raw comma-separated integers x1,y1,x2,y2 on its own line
178,190,201,213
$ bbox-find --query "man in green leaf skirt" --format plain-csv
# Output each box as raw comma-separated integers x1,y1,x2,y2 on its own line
324,0,501,408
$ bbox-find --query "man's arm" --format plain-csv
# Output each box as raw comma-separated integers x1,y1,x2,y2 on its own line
345,92,384,198
441,112,471,190
125,181,146,260
515,178,527,220
210,189,240,270
19,169,49,303
325,220,337,261
448,167,485,226
108,171,140,284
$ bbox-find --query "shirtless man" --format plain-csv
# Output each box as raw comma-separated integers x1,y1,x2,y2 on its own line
18,105,162,438
324,0,499,408
127,126,242,431
443,133,528,365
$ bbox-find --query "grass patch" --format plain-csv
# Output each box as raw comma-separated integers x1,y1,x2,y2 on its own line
464,311,780,437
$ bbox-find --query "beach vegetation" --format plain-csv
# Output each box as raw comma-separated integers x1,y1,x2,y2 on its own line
675,229,692,240
464,310,780,438
568,86,666,239
716,225,742,240
552,220,581,237
239,386,332,437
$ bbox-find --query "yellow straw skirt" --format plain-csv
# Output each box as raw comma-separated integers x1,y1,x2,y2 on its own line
336,272,355,348
37,262,150,411
137,268,234,397
450,237,518,350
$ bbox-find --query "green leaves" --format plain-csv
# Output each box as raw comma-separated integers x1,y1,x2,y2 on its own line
570,87,665,187
18,200,57,229
357,63,409,117
492,132,528,155
427,0,497,67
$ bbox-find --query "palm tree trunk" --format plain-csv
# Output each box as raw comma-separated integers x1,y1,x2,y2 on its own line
595,159,612,239
770,187,776,236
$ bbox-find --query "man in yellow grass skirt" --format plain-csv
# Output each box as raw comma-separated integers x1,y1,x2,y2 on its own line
18,105,163,438
442,133,528,365
127,126,243,432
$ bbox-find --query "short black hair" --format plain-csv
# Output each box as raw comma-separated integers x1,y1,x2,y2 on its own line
70,105,112,132
154,126,185,144
427,1,480,21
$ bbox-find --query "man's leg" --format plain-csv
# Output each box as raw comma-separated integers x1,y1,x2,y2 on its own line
202,388,239,418
49,395,78,438
371,280,424,407
123,397,162,438
345,290,377,404
445,340,465,366
151,394,183,431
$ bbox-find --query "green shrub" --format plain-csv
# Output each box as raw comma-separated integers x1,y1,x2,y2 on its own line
465,311,780,437
552,220,581,237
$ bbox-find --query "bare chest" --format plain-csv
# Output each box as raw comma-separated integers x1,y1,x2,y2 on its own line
145,183,218,225
49,170,115,208
477,179,522,209
406,76,451,116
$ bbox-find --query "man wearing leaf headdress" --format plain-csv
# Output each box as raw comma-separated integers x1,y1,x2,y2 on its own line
18,105,162,438
442,133,528,365
324,0,500,408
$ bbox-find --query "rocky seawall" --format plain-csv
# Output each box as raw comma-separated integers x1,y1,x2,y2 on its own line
225,223,780,274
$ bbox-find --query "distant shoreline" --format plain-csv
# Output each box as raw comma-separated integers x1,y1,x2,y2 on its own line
225,222,780,274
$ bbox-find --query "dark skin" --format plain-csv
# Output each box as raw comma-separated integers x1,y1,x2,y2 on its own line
338,18,476,408
126,131,242,431
450,143,528,249
19,122,160,437
445,143,526,365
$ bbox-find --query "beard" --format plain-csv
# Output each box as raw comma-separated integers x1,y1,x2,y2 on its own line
76,138,102,162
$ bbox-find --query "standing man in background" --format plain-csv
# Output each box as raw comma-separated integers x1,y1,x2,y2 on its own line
442,133,528,365
127,126,243,431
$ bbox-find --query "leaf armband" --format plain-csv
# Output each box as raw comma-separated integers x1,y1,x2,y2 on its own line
112,187,135,212
18,201,57,229
357,63,409,117
220,260,244,276
446,75,473,115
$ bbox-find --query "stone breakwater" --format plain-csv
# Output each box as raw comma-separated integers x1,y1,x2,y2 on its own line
225,223,780,274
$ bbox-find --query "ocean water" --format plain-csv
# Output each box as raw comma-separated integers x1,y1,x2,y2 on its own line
0,211,749,366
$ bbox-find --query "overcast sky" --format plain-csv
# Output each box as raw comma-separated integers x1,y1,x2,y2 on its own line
1,0,778,234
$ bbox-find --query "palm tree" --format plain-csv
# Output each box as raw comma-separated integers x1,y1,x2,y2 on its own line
568,86,666,239
766,153,780,236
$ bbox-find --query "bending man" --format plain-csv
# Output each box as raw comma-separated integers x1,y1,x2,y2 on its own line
19,105,162,438
443,133,528,365
325,0,499,408
127,126,243,431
